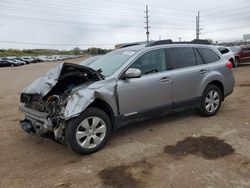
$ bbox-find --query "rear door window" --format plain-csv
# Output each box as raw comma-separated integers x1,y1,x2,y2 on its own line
194,48,204,65
169,47,197,69
198,48,221,63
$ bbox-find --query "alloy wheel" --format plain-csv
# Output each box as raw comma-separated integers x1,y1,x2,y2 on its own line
205,90,220,113
76,116,107,149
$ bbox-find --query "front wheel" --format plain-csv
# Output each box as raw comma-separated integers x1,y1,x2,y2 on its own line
65,107,111,155
197,85,222,117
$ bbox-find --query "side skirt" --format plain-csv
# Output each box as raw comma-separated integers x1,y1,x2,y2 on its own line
113,97,201,130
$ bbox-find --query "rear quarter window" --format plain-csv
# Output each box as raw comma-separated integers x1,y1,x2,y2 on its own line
198,48,221,63
218,47,229,54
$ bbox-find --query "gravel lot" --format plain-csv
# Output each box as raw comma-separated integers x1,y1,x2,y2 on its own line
0,59,250,188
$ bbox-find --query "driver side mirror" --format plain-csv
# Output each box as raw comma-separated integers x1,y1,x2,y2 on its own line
122,68,141,79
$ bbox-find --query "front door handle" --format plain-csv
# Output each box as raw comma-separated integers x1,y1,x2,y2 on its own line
199,69,207,75
159,77,171,83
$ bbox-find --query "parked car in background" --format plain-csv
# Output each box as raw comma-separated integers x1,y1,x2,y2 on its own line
19,40,235,155
79,55,102,66
37,56,49,62
216,46,236,67
13,58,26,65
14,58,28,64
229,45,250,65
21,56,34,64
1,58,23,66
0,59,12,67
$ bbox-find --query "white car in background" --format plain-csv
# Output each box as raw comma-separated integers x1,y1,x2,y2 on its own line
216,46,237,67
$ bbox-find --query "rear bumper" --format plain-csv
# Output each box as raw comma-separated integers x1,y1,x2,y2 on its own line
224,74,235,99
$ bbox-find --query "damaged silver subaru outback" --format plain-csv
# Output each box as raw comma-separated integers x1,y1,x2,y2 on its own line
19,40,235,154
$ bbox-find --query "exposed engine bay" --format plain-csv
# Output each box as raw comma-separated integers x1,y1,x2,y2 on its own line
19,63,103,142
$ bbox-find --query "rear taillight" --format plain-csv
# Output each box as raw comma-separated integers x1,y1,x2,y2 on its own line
226,61,233,69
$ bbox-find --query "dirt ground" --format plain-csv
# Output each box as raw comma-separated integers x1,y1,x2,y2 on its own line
0,59,250,188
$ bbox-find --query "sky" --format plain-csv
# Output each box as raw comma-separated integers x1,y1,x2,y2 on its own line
0,0,249,50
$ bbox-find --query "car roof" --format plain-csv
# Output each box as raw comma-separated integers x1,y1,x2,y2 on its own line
119,43,217,52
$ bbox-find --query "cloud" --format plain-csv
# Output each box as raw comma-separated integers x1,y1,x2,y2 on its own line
0,0,249,49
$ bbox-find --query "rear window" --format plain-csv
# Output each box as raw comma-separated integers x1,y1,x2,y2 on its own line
218,47,229,54
169,47,196,69
198,48,220,63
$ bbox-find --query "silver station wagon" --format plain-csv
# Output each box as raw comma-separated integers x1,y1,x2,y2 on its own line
19,40,235,154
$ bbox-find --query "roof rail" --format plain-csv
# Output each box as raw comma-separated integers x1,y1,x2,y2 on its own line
116,41,148,49
118,43,142,49
190,39,212,45
147,39,212,47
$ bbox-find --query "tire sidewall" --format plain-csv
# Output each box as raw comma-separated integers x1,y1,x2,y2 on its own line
65,107,111,155
200,85,222,116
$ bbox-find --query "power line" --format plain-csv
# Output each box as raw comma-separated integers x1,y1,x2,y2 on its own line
0,13,195,32
203,24,250,34
201,0,248,12
0,40,115,47
0,0,198,22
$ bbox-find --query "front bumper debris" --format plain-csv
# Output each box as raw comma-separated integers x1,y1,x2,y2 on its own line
19,104,48,123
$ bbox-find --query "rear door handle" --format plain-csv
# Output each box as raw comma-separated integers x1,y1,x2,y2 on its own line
159,77,171,83
199,69,207,75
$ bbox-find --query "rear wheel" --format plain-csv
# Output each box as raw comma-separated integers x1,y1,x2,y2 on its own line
197,85,222,117
65,107,111,155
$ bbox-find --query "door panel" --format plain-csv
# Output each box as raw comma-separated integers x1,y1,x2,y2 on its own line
169,47,206,103
117,72,172,115
240,48,250,62
116,48,172,115
172,65,206,102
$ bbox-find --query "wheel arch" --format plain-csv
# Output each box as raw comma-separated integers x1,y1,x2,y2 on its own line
88,98,115,127
206,80,224,101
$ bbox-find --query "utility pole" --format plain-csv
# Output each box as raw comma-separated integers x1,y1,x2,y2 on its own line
178,37,182,42
196,11,201,40
144,5,150,44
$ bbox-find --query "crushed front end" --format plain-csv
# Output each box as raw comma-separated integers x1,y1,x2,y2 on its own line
19,63,102,142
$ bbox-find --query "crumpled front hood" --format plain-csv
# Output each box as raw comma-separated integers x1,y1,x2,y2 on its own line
20,62,117,120
21,63,102,97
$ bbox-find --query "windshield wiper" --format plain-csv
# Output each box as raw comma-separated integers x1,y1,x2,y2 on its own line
96,69,105,79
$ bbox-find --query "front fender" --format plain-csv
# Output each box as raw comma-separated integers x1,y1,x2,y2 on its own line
63,78,117,119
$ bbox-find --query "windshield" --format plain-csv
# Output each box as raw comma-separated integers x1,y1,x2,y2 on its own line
89,50,136,77
80,56,100,66
229,46,240,53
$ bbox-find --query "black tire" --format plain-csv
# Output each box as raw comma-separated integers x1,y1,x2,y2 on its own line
197,85,222,117
65,107,112,155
